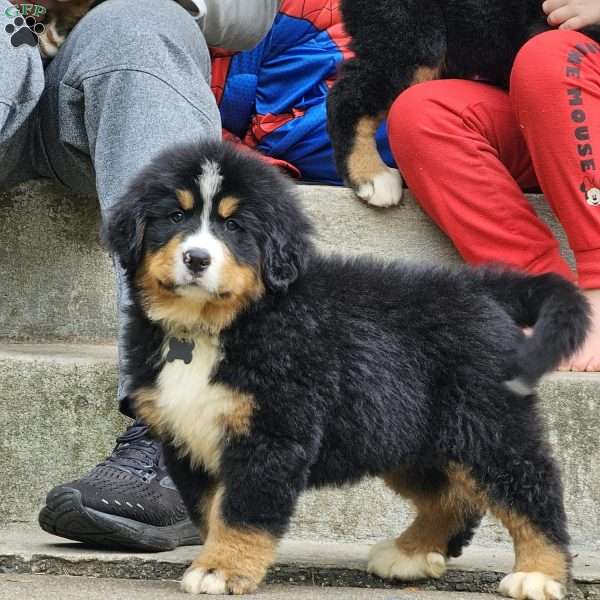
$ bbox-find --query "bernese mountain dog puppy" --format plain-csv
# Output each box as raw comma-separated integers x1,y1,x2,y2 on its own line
327,0,600,208
105,141,590,599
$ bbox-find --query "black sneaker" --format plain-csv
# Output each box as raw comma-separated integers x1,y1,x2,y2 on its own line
38,420,202,551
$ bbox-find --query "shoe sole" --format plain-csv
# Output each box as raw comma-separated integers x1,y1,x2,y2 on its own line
38,486,202,552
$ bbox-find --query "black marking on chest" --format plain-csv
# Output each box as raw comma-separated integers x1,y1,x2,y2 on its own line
166,338,195,364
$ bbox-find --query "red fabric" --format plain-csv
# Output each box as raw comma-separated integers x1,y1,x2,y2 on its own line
244,110,305,146
388,30,600,289
210,49,236,105
280,0,341,30
221,130,301,178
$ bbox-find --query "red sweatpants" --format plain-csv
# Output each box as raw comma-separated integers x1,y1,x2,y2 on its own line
388,30,600,289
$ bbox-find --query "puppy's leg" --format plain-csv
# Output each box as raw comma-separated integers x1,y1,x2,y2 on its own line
181,438,308,595
161,442,217,539
368,465,484,581
181,486,277,595
483,453,570,600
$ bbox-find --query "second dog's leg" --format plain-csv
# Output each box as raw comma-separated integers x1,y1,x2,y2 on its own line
327,59,404,208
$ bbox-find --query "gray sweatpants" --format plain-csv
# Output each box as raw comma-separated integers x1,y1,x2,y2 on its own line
0,0,221,414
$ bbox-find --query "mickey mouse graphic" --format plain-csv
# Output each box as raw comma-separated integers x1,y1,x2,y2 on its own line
582,175,600,207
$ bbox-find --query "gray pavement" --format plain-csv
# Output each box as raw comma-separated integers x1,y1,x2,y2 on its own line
0,575,503,600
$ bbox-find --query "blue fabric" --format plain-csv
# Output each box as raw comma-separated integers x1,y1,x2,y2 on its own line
217,12,395,185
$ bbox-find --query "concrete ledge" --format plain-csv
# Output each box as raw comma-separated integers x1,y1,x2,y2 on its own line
1,343,598,552
1,526,599,597
0,181,575,342
0,343,126,525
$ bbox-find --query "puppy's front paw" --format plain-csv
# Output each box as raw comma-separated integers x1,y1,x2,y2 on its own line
181,567,259,595
367,539,446,580
499,571,565,600
354,168,403,208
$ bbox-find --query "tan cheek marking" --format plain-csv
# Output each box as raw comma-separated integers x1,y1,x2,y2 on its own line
190,487,277,594
220,249,264,299
218,196,240,219
347,114,387,185
176,189,195,211
136,235,183,303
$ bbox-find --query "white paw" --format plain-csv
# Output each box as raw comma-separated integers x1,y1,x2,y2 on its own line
499,571,565,600
367,539,446,580
181,567,228,595
355,168,403,208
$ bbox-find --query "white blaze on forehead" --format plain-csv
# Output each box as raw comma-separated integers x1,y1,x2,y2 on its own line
197,160,223,216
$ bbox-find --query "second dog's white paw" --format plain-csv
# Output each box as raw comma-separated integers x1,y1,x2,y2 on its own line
181,567,228,595
367,539,446,580
355,168,403,208
499,571,565,600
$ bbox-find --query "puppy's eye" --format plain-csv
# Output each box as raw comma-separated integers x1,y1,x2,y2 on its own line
169,210,185,224
225,219,241,232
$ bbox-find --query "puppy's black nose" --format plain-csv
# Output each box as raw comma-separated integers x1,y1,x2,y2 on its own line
183,249,211,274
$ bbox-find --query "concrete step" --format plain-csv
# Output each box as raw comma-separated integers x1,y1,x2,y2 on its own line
0,181,574,342
1,525,599,597
0,576,507,600
1,342,598,553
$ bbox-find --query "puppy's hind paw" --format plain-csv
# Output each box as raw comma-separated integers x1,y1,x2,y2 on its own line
499,571,565,600
355,168,403,208
367,539,446,581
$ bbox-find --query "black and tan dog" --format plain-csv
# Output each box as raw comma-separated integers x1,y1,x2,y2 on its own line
105,141,590,599
327,0,600,208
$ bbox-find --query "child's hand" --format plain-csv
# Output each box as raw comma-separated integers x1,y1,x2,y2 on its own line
543,0,600,30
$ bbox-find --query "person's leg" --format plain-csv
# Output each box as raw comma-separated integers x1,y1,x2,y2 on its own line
35,0,221,550
511,30,600,371
387,79,574,283
0,0,45,188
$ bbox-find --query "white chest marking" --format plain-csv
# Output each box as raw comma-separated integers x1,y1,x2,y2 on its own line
156,334,234,474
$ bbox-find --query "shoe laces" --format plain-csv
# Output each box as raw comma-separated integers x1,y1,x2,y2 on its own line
98,420,160,478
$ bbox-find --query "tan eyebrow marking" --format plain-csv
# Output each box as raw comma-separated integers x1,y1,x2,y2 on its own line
218,196,240,219
176,189,195,211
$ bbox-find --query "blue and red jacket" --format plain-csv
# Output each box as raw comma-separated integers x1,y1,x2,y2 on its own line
210,0,394,185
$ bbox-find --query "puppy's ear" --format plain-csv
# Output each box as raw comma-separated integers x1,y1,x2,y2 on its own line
103,196,146,275
261,201,313,293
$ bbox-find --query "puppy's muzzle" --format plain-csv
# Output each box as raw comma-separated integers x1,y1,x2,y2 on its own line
183,249,211,274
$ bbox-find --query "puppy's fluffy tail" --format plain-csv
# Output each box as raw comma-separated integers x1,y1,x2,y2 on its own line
476,269,591,395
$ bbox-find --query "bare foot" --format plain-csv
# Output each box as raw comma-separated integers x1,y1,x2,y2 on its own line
559,288,600,372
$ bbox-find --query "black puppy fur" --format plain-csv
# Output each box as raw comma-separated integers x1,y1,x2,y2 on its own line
327,0,600,204
106,141,590,597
